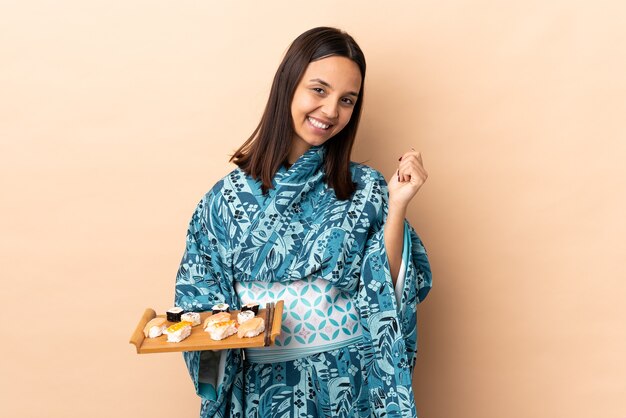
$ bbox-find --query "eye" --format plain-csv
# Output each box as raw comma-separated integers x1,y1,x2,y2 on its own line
341,97,355,106
311,87,325,95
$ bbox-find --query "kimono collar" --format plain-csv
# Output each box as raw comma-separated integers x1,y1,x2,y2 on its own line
275,145,326,185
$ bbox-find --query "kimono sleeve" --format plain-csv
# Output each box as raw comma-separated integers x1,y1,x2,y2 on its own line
174,191,244,418
365,171,432,313
174,191,233,311
357,170,432,417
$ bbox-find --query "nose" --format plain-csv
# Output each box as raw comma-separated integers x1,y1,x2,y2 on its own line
321,97,339,120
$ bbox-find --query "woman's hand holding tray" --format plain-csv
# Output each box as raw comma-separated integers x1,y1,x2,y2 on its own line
129,300,284,354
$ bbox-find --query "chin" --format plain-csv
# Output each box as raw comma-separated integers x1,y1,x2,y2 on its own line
305,137,331,147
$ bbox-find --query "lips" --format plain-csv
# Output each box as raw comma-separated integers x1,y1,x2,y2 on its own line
307,116,332,130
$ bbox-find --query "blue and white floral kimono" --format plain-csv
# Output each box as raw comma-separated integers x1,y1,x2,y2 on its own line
174,145,432,418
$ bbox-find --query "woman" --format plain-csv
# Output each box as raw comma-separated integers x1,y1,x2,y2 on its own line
174,27,432,418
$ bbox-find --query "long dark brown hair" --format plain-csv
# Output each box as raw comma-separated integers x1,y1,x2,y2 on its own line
230,27,366,200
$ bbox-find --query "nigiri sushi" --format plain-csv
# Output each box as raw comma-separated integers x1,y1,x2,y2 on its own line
143,317,167,338
205,319,238,341
164,321,192,343
237,317,265,338
203,312,231,329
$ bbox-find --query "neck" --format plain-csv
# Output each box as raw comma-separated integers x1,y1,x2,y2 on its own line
288,137,312,164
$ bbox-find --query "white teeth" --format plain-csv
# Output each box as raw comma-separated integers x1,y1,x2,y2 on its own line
308,117,330,129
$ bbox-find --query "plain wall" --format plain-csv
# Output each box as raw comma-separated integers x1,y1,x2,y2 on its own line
1,1,625,417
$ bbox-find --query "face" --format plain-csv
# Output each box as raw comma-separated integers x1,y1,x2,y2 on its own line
290,55,362,156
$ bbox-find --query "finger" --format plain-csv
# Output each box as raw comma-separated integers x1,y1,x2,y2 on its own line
399,153,424,168
401,151,419,161
413,168,428,186
411,164,428,183
404,152,425,168
399,165,415,183
403,149,416,181
411,148,424,163
402,162,418,181
398,166,407,183
400,163,427,185
412,162,427,178
398,158,424,175
397,156,405,182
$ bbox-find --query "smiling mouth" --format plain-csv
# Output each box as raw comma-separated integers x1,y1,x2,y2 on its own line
307,116,332,130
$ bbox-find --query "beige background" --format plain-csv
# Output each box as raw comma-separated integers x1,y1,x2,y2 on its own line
1,0,625,417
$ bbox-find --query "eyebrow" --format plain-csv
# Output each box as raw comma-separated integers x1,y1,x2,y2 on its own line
309,78,359,97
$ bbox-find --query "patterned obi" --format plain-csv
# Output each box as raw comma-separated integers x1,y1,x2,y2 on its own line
235,276,363,363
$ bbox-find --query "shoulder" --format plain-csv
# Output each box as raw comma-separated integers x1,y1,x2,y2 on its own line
193,167,246,217
350,162,388,190
201,167,248,200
